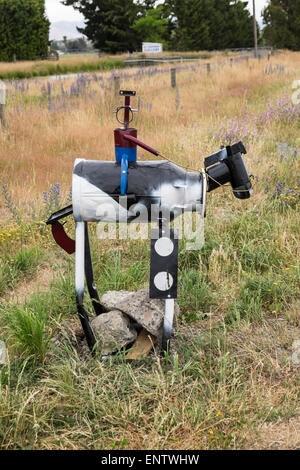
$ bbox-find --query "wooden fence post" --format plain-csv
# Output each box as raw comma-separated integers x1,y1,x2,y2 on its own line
171,68,176,88
0,105,4,128
114,76,120,99
0,80,6,128
206,63,211,75
175,86,180,113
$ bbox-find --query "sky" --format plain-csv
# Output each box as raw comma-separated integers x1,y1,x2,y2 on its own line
45,0,270,23
46,0,84,23
247,0,269,18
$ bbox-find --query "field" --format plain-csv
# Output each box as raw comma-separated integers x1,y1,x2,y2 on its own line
0,51,299,450
0,50,213,80
0,53,125,80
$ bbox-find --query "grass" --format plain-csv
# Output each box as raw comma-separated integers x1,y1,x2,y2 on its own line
0,50,222,80
0,247,44,296
0,54,126,80
0,50,299,449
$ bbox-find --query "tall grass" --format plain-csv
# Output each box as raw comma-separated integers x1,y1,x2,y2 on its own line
0,54,126,80
0,50,299,449
0,247,44,296
0,50,227,80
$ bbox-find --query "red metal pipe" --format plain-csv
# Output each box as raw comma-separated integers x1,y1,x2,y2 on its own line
123,134,160,156
51,222,75,254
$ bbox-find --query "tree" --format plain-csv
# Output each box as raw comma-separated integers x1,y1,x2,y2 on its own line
63,0,140,53
166,0,212,50
166,0,254,51
263,0,300,50
211,0,254,49
132,5,170,45
62,0,258,53
67,37,88,52
0,0,49,61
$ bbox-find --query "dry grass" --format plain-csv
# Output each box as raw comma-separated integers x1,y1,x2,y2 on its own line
0,266,60,305
0,53,100,75
0,50,298,200
0,49,299,450
0,49,223,77
0,53,126,80
248,415,300,450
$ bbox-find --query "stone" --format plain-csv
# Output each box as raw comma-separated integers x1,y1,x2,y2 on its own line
126,329,156,361
100,289,180,337
0,340,6,365
291,339,300,350
291,339,300,365
90,310,137,355
100,290,132,310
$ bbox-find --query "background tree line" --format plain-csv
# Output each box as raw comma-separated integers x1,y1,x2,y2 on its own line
263,0,300,51
64,0,300,53
63,0,256,53
51,37,94,53
0,0,49,61
0,0,299,62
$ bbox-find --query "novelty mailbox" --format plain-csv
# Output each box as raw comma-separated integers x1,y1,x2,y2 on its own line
47,90,253,354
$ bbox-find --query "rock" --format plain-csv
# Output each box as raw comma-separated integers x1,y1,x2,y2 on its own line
100,289,180,337
291,339,300,365
100,290,132,310
90,310,137,355
292,339,300,350
0,340,6,365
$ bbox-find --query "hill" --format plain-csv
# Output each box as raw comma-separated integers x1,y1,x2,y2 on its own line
50,20,85,40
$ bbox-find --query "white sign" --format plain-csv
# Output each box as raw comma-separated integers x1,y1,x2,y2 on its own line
0,80,6,105
142,42,163,54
